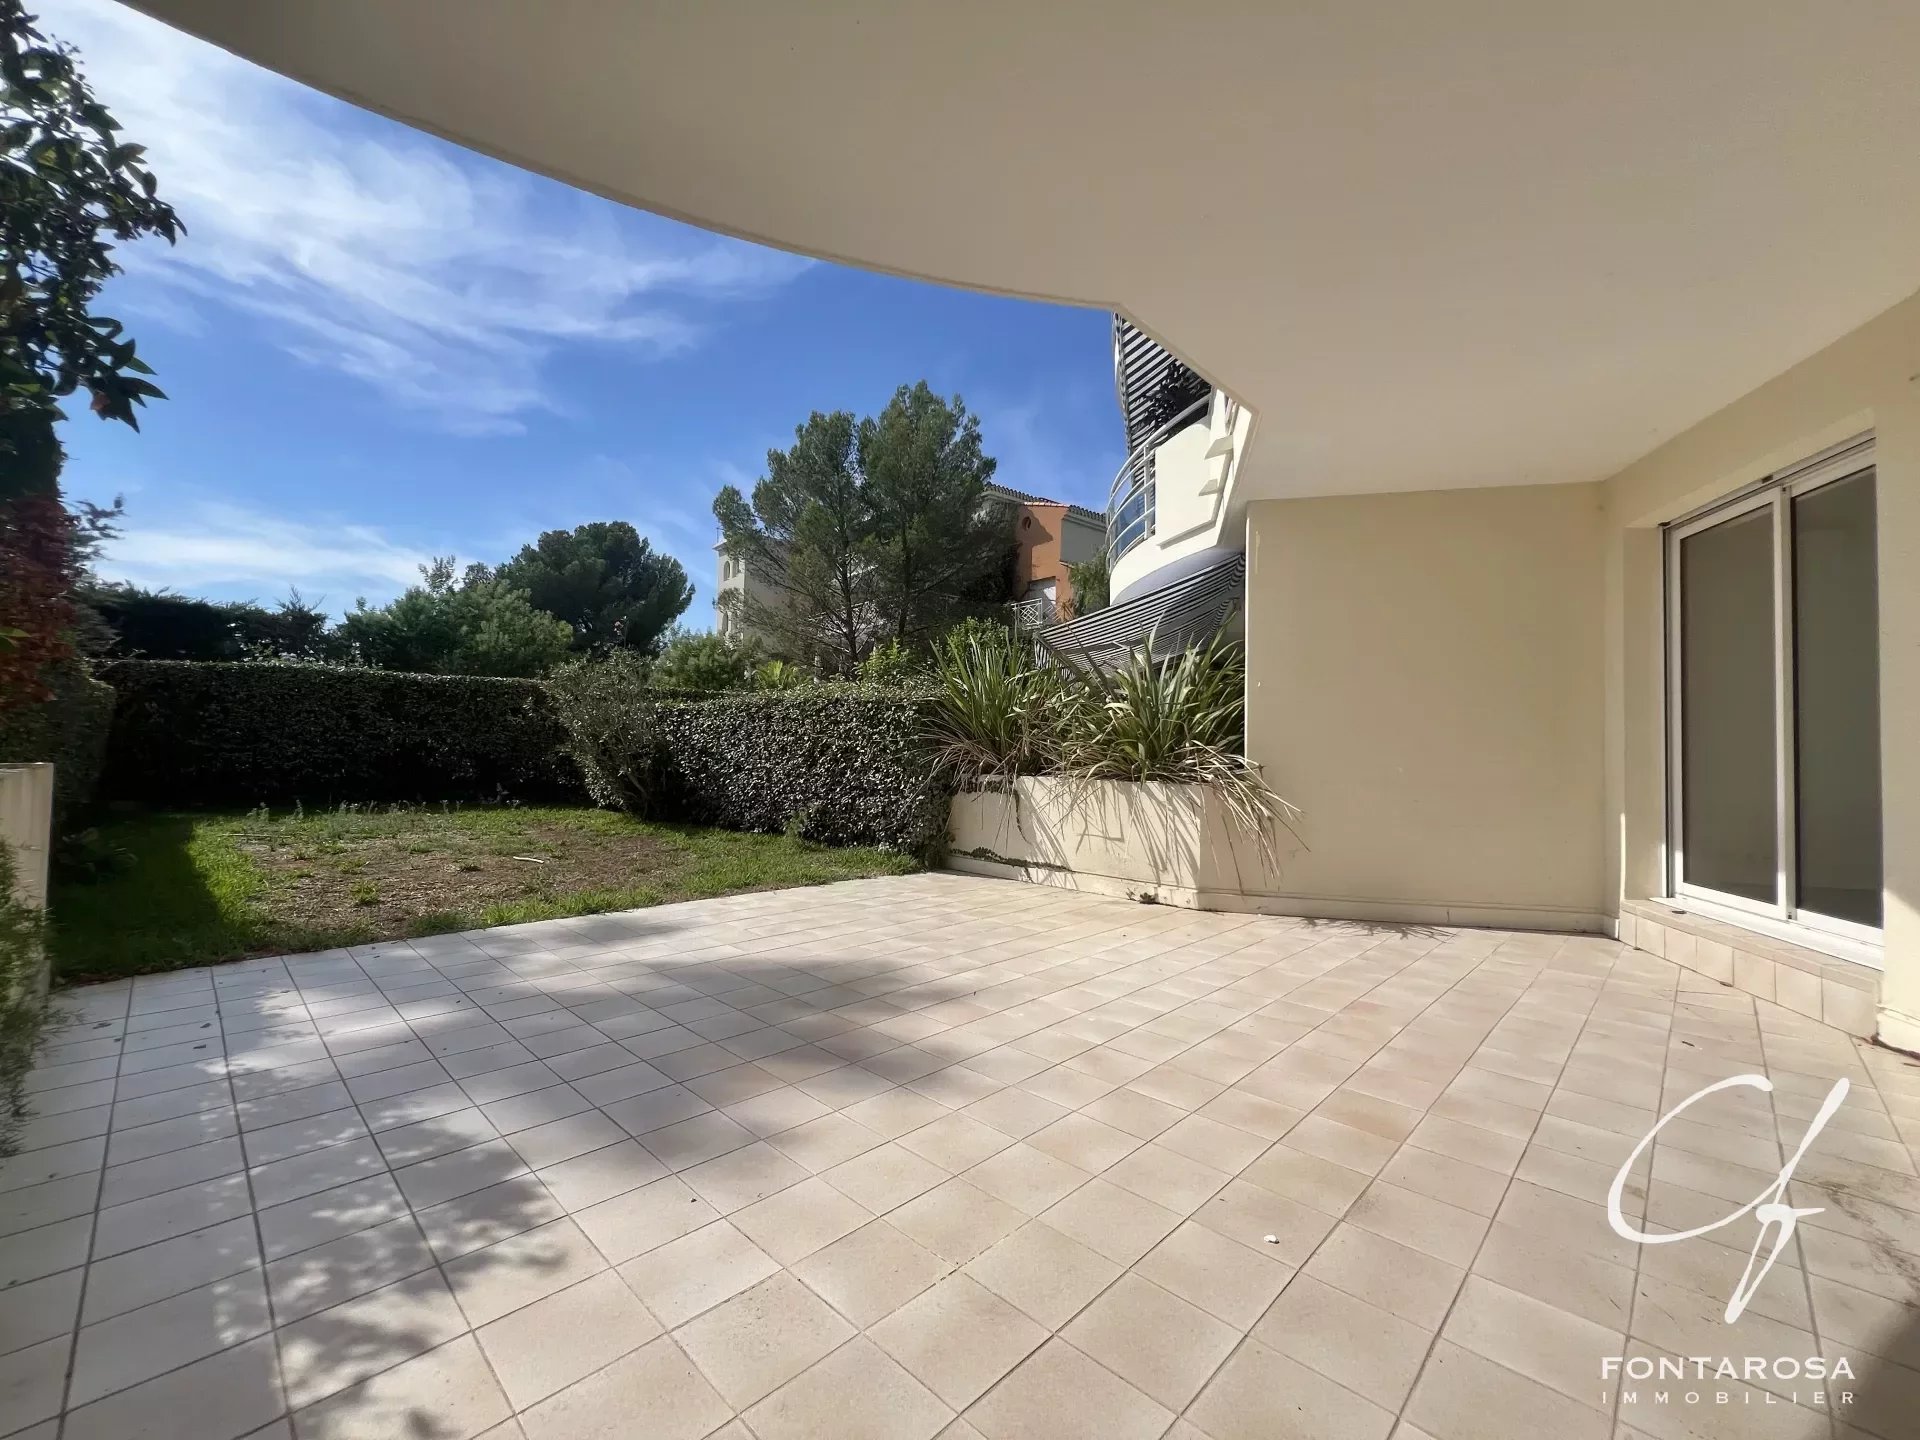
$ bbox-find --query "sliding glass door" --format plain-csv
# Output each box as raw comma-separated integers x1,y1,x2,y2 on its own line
1667,445,1881,942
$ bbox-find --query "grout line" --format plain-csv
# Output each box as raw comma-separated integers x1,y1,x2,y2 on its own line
52,972,136,1440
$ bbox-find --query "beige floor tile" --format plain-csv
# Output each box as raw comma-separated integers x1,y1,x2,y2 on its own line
69,1270,272,1406
290,1334,512,1440
888,1179,1027,1265
277,1268,470,1409
81,1214,260,1324
898,1114,1016,1174
1251,1273,1432,1409
765,1112,884,1172
265,1215,434,1324
1469,1219,1634,1331
1101,1141,1231,1214
1405,1339,1611,1440
1156,1113,1269,1173
1080,1087,1186,1140
870,1274,1047,1408
677,1140,809,1214
503,1111,626,1172
731,1175,873,1264
1190,1177,1337,1265
1239,1142,1373,1217
415,1175,567,1263
793,1219,954,1327
517,1335,730,1440
1133,1219,1292,1329
961,1087,1070,1140
1042,1178,1182,1265
744,1335,953,1440
475,1269,662,1408
618,1219,780,1328
1283,1115,1400,1175
1193,1338,1398,1440
963,1220,1121,1329
964,1337,1173,1440
1061,1273,1237,1409
845,1089,951,1140
1377,1143,1511,1216
1025,1114,1142,1174
0,1336,76,1435
1346,1179,1489,1267
673,1272,854,1409
59,1333,284,1440
393,1138,530,1209
443,1215,609,1327
962,1142,1091,1217
639,1112,757,1172
1441,1274,1620,1413
723,1086,831,1138
1302,1223,1466,1329
823,1142,949,1214
573,1174,719,1263
92,1172,253,1258
535,1138,667,1211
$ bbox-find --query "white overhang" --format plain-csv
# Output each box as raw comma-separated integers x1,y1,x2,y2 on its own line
124,1,1920,501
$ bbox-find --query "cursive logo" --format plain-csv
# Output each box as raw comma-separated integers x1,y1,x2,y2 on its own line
1606,1073,1848,1322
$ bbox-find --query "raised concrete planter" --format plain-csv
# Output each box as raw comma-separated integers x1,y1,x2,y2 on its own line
0,763,53,1001
948,776,1609,932
946,776,1276,909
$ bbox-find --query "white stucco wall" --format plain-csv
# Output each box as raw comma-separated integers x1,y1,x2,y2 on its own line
1242,484,1609,929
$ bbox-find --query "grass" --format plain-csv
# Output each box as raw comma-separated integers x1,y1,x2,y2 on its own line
51,805,919,983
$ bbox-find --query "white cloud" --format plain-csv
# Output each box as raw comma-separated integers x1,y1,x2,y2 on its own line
51,0,810,434
97,501,433,608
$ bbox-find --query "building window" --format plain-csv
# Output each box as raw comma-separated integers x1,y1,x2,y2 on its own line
1666,440,1881,945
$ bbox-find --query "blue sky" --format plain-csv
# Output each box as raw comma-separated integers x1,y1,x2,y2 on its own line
51,0,1124,625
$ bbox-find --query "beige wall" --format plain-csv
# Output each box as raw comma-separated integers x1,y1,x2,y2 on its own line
1598,288,1920,1049
1243,483,1609,928
1238,289,1920,1044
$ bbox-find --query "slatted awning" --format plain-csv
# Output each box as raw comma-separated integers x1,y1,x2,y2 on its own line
1037,554,1245,670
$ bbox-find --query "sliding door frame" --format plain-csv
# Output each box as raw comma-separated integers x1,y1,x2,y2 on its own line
1664,435,1882,952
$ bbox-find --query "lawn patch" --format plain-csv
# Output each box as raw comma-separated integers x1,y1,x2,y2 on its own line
51,806,918,982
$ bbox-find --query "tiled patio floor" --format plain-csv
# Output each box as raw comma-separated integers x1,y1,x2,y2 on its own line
4,873,1917,1440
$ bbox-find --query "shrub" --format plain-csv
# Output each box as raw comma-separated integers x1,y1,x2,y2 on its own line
0,662,116,827
97,660,583,807
650,629,762,691
555,680,947,856
856,639,927,688
925,623,1064,790
546,653,668,812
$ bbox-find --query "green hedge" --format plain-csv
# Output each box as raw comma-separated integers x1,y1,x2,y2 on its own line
547,667,948,857
0,663,116,827
653,688,948,856
98,661,583,807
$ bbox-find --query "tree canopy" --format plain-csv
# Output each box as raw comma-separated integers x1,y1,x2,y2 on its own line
339,558,574,678
713,382,1012,675
1,0,181,496
494,520,692,656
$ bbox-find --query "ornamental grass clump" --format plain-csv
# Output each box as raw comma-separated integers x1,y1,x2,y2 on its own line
929,625,1299,855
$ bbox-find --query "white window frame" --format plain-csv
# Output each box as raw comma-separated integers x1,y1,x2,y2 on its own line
1664,434,1883,964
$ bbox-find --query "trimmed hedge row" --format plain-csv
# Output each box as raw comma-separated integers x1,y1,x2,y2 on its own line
650,688,946,856
92,661,951,857
98,661,584,807
0,663,117,826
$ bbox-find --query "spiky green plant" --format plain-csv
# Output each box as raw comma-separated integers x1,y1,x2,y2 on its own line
1055,631,1299,856
925,623,1066,791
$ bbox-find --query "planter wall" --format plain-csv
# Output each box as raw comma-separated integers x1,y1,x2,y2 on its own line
948,776,1607,931
947,776,1278,909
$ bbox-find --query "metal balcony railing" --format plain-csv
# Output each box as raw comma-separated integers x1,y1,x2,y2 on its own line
1105,395,1211,560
